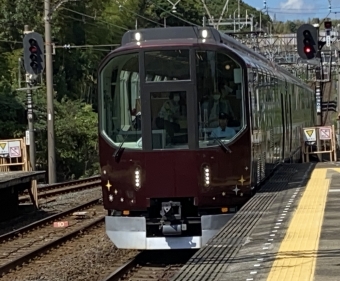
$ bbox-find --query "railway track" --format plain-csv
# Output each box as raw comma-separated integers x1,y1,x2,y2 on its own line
19,175,101,203
0,197,104,277
101,250,196,281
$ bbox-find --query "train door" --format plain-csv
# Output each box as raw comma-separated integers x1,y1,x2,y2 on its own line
141,82,198,198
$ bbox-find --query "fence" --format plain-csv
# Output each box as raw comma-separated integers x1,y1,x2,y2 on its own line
301,125,337,162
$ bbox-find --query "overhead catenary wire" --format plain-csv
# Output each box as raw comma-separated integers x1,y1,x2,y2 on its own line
114,1,166,27
61,7,128,31
153,3,200,27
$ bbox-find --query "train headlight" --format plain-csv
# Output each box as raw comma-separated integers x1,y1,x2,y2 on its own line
135,32,141,41
134,168,141,190
198,28,211,43
203,166,210,186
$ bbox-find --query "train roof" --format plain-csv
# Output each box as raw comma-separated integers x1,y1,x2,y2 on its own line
120,26,311,91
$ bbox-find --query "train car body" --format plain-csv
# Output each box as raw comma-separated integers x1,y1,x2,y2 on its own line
98,26,314,250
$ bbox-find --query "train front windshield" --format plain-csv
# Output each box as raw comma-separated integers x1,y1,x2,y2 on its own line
99,48,245,150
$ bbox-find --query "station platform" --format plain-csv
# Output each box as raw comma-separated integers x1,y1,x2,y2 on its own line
171,162,340,281
0,171,45,221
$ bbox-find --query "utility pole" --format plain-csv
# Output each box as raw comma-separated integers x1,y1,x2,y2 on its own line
44,0,57,183
337,56,340,148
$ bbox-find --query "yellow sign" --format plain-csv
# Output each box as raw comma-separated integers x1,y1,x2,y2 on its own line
305,130,314,137
303,128,316,142
0,143,6,149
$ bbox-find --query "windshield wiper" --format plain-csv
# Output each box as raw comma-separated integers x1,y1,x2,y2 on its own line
113,141,125,163
113,131,130,163
210,132,232,153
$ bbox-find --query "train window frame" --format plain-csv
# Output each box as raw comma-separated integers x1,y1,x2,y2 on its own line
195,48,247,148
98,51,143,150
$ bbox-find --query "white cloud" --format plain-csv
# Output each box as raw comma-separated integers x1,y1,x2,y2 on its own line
280,0,304,10
280,0,314,10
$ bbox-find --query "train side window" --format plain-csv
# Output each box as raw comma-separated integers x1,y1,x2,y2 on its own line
150,91,188,149
99,52,142,149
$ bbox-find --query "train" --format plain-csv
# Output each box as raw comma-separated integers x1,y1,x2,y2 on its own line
97,26,314,250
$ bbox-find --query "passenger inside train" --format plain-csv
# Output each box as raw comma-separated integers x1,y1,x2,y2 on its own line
155,92,187,146
150,91,187,148
200,90,235,127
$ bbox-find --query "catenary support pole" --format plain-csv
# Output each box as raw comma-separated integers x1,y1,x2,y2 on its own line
44,0,57,183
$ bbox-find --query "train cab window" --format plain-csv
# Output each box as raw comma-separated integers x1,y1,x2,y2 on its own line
196,50,244,148
150,91,188,149
144,50,190,81
99,53,142,149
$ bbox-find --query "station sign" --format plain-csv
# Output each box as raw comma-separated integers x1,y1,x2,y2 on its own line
315,87,321,113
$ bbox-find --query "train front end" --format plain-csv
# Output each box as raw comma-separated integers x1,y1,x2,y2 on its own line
98,27,252,250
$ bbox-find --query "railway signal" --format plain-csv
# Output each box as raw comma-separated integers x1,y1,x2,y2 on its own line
324,21,332,47
297,24,317,60
23,32,45,75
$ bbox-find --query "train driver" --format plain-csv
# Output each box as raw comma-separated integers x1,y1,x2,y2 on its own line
210,112,236,139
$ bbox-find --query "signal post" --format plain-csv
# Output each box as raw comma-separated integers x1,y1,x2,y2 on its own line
296,21,334,161
22,26,45,171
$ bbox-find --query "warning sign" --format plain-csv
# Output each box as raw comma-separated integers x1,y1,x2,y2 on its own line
0,142,9,157
319,126,332,140
303,128,316,142
8,140,21,158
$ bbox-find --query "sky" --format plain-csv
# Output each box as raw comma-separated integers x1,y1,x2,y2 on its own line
244,0,339,22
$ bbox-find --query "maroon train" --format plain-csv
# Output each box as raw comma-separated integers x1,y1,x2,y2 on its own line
98,26,314,249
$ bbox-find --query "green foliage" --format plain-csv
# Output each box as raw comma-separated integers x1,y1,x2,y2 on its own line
32,91,99,180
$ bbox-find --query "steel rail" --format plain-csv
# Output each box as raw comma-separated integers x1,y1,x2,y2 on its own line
100,252,144,281
0,216,104,276
19,176,101,202
0,198,101,243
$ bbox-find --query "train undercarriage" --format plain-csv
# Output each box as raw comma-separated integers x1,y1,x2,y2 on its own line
106,198,236,249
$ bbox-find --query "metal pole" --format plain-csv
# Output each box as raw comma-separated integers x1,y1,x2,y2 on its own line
315,21,322,161
24,25,36,171
238,0,240,30
26,86,36,170
44,0,57,183
337,71,340,149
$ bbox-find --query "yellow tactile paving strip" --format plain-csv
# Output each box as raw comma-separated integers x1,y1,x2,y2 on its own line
266,167,338,281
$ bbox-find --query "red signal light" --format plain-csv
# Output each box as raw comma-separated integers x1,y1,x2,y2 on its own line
28,39,38,53
304,46,311,53
29,46,37,52
324,21,332,29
